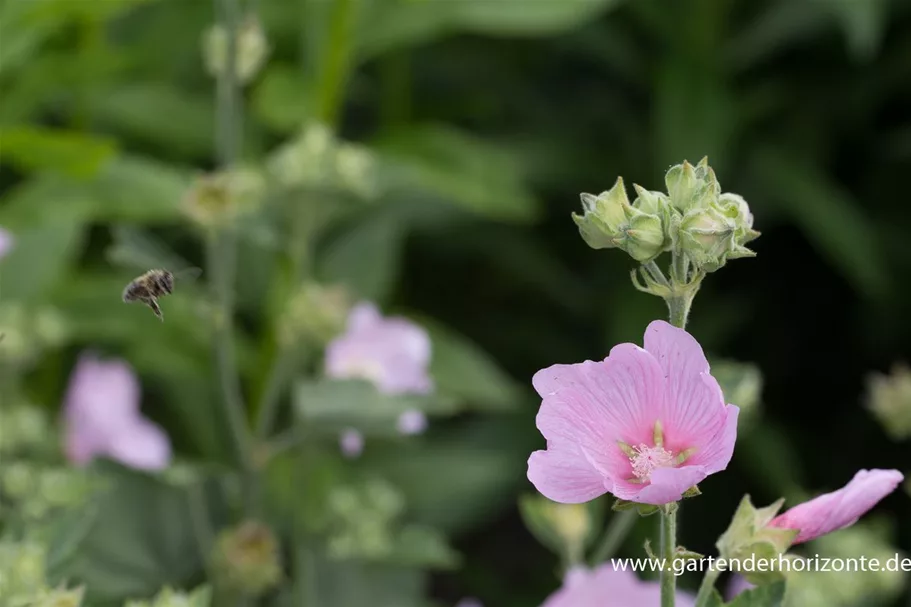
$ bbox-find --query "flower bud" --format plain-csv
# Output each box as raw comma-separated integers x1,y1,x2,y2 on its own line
519,495,594,563
716,495,798,585
679,204,736,267
866,363,911,440
573,177,667,262
0,403,50,455
280,282,351,349
713,360,763,422
665,157,720,213
125,586,211,607
211,521,282,597
0,540,46,598
182,167,265,228
33,586,85,607
203,15,269,85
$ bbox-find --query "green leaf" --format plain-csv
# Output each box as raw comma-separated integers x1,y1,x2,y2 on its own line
700,588,726,607
89,156,190,222
379,524,460,569
251,64,313,132
307,558,427,607
317,210,405,303
295,379,458,436
728,581,786,607
420,319,523,411
0,126,116,178
91,83,214,159
752,148,889,300
46,463,221,603
374,124,539,222
358,0,621,59
0,215,86,301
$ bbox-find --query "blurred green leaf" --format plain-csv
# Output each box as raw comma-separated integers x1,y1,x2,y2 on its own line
359,0,621,58
0,215,85,301
752,149,889,300
375,124,539,222
728,581,786,607
820,0,888,61
377,524,460,569
92,84,214,158
308,557,426,607
89,156,189,222
317,210,405,303
0,126,116,177
295,379,458,436
251,64,313,132
46,463,219,604
418,318,523,411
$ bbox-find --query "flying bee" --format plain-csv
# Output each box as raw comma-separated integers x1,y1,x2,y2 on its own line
121,267,202,321
109,226,202,322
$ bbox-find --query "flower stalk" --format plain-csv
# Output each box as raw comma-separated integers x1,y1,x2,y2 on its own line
660,504,678,607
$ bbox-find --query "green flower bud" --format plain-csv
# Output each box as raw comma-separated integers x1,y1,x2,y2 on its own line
712,360,763,422
203,15,269,85
32,585,85,607
126,586,212,607
716,495,798,585
519,495,594,563
573,177,667,262
679,204,736,265
0,404,50,455
211,521,282,597
182,167,265,228
280,282,351,349
866,363,911,440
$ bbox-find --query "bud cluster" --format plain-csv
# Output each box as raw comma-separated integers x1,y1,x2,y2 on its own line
211,521,283,598
0,540,84,606
279,282,351,349
716,496,798,585
203,15,269,85
326,478,405,561
125,586,212,607
267,123,378,200
866,363,911,441
181,167,265,228
574,158,759,272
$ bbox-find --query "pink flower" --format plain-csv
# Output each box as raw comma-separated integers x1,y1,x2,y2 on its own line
0,227,13,259
528,320,738,505
397,409,428,435
767,469,904,544
726,574,754,600
325,302,433,395
63,353,171,471
339,428,364,458
541,565,696,607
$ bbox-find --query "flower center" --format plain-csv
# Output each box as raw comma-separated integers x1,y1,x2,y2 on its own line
342,359,385,385
629,444,677,481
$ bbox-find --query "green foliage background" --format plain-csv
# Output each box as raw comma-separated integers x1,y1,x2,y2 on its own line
1,0,910,605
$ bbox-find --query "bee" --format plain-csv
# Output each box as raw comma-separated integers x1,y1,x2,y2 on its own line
109,226,202,322
121,267,202,321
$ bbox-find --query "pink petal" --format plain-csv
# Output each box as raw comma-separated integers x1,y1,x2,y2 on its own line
643,321,728,451
685,404,739,474
619,465,708,505
339,428,364,458
106,418,171,471
540,564,696,607
527,446,608,504
726,574,755,600
768,469,904,544
348,302,382,331
0,227,13,259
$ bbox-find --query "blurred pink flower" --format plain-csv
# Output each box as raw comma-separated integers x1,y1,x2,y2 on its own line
767,469,904,544
455,599,482,607
0,227,13,259
528,320,738,505
63,353,171,471
726,574,754,600
339,428,364,458
397,408,428,435
541,565,696,607
325,302,433,395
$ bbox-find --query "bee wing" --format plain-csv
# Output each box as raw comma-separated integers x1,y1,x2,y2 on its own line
107,226,192,273
172,267,203,283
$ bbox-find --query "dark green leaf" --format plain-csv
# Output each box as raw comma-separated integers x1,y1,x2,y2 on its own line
0,215,86,301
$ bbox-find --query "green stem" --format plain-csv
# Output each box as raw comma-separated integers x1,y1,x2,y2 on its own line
694,568,721,607
666,294,693,329
212,0,254,494
254,346,299,439
316,0,356,127
590,510,638,564
660,507,677,607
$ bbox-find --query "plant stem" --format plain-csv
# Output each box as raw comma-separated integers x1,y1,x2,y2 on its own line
212,0,253,486
316,0,356,126
666,294,693,329
694,568,721,607
590,510,638,564
660,507,677,607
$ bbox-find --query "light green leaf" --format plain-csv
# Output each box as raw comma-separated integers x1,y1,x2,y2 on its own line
308,558,427,607
295,379,457,436
91,83,214,159
358,0,621,59
378,524,460,569
728,581,786,607
0,126,116,177
374,124,539,222
317,210,405,303
46,463,222,603
420,319,523,411
752,149,888,300
89,156,189,222
251,64,313,132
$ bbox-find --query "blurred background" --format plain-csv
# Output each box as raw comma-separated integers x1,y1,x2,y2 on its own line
1,0,910,605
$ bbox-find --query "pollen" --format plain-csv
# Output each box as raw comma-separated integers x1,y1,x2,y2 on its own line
629,444,677,481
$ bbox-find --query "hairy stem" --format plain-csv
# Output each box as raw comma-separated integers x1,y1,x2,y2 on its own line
590,510,638,564
694,568,722,607
660,507,678,607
